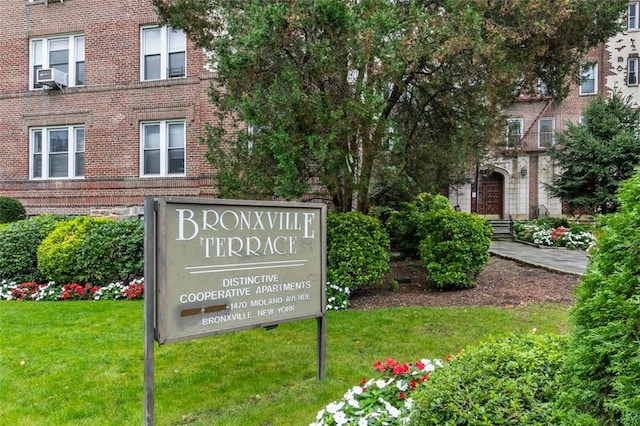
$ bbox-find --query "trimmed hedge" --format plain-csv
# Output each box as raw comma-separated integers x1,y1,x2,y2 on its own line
327,212,390,293
410,333,568,425
0,215,68,283
385,193,452,258
417,210,492,290
0,197,26,224
35,217,145,286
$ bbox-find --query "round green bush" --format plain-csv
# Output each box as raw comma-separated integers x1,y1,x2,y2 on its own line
0,215,67,283
385,193,452,257
562,168,640,425
0,197,26,224
417,210,492,290
410,333,568,425
75,218,144,285
327,212,390,296
37,216,110,284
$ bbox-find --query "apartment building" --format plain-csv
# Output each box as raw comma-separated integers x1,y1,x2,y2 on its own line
0,0,219,217
450,39,614,220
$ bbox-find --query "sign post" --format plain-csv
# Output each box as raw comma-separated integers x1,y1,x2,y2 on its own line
144,197,326,425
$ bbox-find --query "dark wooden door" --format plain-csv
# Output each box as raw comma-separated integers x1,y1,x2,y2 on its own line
472,172,504,217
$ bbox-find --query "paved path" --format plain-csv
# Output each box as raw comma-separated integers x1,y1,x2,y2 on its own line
489,240,589,276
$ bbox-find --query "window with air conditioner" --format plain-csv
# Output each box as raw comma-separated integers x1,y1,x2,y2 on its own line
30,34,84,89
506,118,523,149
628,57,638,86
140,121,186,177
538,118,555,148
30,126,84,179
580,63,597,95
141,26,186,81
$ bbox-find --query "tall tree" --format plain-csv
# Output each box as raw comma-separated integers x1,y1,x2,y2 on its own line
154,0,625,212
546,92,640,215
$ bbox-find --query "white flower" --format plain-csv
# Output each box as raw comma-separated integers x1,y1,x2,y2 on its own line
333,411,348,425
396,379,408,391
326,401,345,414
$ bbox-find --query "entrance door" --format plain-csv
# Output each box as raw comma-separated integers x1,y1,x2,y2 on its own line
471,172,504,218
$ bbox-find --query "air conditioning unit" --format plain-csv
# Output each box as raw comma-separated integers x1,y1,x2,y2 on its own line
44,0,64,4
36,68,68,89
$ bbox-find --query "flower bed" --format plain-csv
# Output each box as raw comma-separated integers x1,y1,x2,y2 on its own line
311,357,446,425
0,278,144,301
513,221,596,250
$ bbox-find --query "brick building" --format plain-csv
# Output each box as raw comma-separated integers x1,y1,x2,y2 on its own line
450,41,613,220
0,0,219,217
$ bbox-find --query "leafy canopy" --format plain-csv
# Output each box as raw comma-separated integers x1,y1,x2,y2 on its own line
154,0,626,212
546,91,640,215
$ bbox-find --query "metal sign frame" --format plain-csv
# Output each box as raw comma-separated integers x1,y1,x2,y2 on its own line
143,197,326,425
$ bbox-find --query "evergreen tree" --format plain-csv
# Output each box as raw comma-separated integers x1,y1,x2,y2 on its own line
154,0,626,212
546,92,640,214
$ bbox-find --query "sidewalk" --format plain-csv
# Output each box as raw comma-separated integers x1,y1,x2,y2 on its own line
489,240,589,276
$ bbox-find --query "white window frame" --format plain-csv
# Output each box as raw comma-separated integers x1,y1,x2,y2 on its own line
140,26,186,81
630,2,639,31
506,118,523,149
580,63,597,95
629,57,639,86
140,120,186,177
30,126,85,180
538,117,555,148
29,34,85,90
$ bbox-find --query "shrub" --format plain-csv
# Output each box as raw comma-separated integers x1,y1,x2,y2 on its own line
75,218,144,285
327,212,390,298
562,168,640,425
417,210,492,290
0,197,26,224
37,216,111,285
0,215,68,283
410,333,568,425
385,193,452,257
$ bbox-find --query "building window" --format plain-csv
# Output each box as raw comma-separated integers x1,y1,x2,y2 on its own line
629,57,639,86
506,118,523,149
141,121,185,176
141,26,186,81
30,126,85,179
630,2,639,30
538,117,555,148
30,34,85,89
580,63,597,95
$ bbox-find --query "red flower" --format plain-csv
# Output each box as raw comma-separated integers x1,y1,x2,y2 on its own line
415,361,425,370
393,363,409,375
445,354,452,362
410,379,417,389
398,392,405,400
359,377,367,386
419,373,430,382
373,361,386,372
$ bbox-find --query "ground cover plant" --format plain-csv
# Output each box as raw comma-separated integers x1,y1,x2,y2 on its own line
0,301,569,425
513,219,596,250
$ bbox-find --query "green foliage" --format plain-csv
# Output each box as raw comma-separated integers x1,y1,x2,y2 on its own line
0,215,68,283
547,91,640,215
385,193,452,257
410,333,569,425
417,210,492,290
327,212,390,295
155,0,626,212
37,217,110,285
562,168,640,425
0,197,26,224
75,219,144,285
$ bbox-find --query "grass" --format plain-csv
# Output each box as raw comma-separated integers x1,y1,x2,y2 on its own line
0,301,570,425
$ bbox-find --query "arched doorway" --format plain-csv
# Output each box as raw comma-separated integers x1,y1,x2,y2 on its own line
471,171,504,218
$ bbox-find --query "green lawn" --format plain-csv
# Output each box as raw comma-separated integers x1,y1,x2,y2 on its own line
0,301,570,425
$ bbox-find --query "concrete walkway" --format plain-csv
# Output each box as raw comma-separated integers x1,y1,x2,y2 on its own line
489,240,589,276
